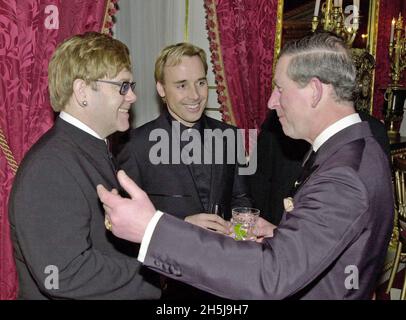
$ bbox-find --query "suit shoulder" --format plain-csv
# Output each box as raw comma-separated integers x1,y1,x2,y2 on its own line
15,131,77,185
325,136,387,173
131,116,162,135
19,127,70,162
330,139,365,167
126,116,163,143
205,116,238,131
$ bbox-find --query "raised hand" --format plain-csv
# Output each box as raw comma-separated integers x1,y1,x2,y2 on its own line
97,170,156,243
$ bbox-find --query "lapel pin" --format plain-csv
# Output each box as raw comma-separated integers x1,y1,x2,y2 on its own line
283,197,294,213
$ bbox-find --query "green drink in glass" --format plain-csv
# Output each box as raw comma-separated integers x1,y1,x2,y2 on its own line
231,207,260,241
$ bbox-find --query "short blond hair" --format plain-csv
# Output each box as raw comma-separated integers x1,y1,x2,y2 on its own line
154,42,207,84
48,32,131,111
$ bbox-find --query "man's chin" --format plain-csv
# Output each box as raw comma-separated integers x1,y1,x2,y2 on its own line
183,114,204,125
117,123,130,133
281,126,297,140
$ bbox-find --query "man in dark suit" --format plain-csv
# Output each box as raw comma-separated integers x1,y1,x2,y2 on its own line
250,109,391,225
8,32,160,299
98,32,394,299
117,42,252,299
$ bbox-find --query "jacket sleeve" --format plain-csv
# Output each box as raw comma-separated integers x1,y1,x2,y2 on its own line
142,166,369,299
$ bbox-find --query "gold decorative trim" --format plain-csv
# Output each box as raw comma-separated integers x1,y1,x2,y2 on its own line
204,0,236,125
184,0,190,42
367,0,380,114
367,0,379,58
272,0,284,80
101,0,113,34
0,127,18,175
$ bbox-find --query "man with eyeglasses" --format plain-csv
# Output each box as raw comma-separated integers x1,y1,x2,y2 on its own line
8,32,161,299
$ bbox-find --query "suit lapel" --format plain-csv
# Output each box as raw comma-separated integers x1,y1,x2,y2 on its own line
293,122,372,198
315,121,372,166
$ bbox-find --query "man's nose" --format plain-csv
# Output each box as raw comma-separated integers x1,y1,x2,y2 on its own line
126,89,137,103
267,91,280,110
188,85,200,100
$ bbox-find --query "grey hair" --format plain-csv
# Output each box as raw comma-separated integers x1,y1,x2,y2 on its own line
280,32,356,103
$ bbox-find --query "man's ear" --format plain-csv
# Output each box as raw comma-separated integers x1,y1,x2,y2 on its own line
309,77,322,108
156,82,166,98
72,79,88,107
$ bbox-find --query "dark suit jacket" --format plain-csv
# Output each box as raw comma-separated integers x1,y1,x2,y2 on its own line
249,110,391,225
141,121,394,299
117,112,252,300
8,119,161,299
117,113,252,220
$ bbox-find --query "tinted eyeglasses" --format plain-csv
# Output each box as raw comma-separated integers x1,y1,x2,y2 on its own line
96,80,136,95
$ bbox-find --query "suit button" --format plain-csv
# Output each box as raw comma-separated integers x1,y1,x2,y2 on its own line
154,260,162,267
169,265,181,276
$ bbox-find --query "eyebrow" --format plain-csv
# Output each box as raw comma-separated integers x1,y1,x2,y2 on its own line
173,77,207,84
173,80,187,85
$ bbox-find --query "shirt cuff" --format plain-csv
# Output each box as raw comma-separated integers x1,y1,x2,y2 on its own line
137,210,164,263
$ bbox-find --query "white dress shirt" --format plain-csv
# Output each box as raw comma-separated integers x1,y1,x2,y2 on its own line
312,113,361,151
59,111,105,141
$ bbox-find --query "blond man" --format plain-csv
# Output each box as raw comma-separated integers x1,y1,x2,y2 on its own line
9,32,160,299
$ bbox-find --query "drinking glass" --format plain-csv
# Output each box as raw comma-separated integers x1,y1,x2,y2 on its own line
230,207,260,241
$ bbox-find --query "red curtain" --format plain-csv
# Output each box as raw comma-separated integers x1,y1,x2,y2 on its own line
373,1,406,120
204,0,278,132
0,0,115,300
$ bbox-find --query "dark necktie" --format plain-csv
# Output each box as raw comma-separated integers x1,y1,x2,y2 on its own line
291,148,317,196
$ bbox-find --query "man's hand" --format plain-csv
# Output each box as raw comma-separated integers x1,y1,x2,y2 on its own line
96,170,156,243
185,213,230,234
253,217,277,243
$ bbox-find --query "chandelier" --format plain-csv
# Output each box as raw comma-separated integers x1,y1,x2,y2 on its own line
311,0,360,46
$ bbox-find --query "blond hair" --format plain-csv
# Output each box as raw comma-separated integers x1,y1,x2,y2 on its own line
48,32,131,111
154,42,207,84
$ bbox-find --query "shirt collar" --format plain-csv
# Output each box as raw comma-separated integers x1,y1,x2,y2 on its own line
59,111,106,142
313,113,361,152
164,108,205,134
